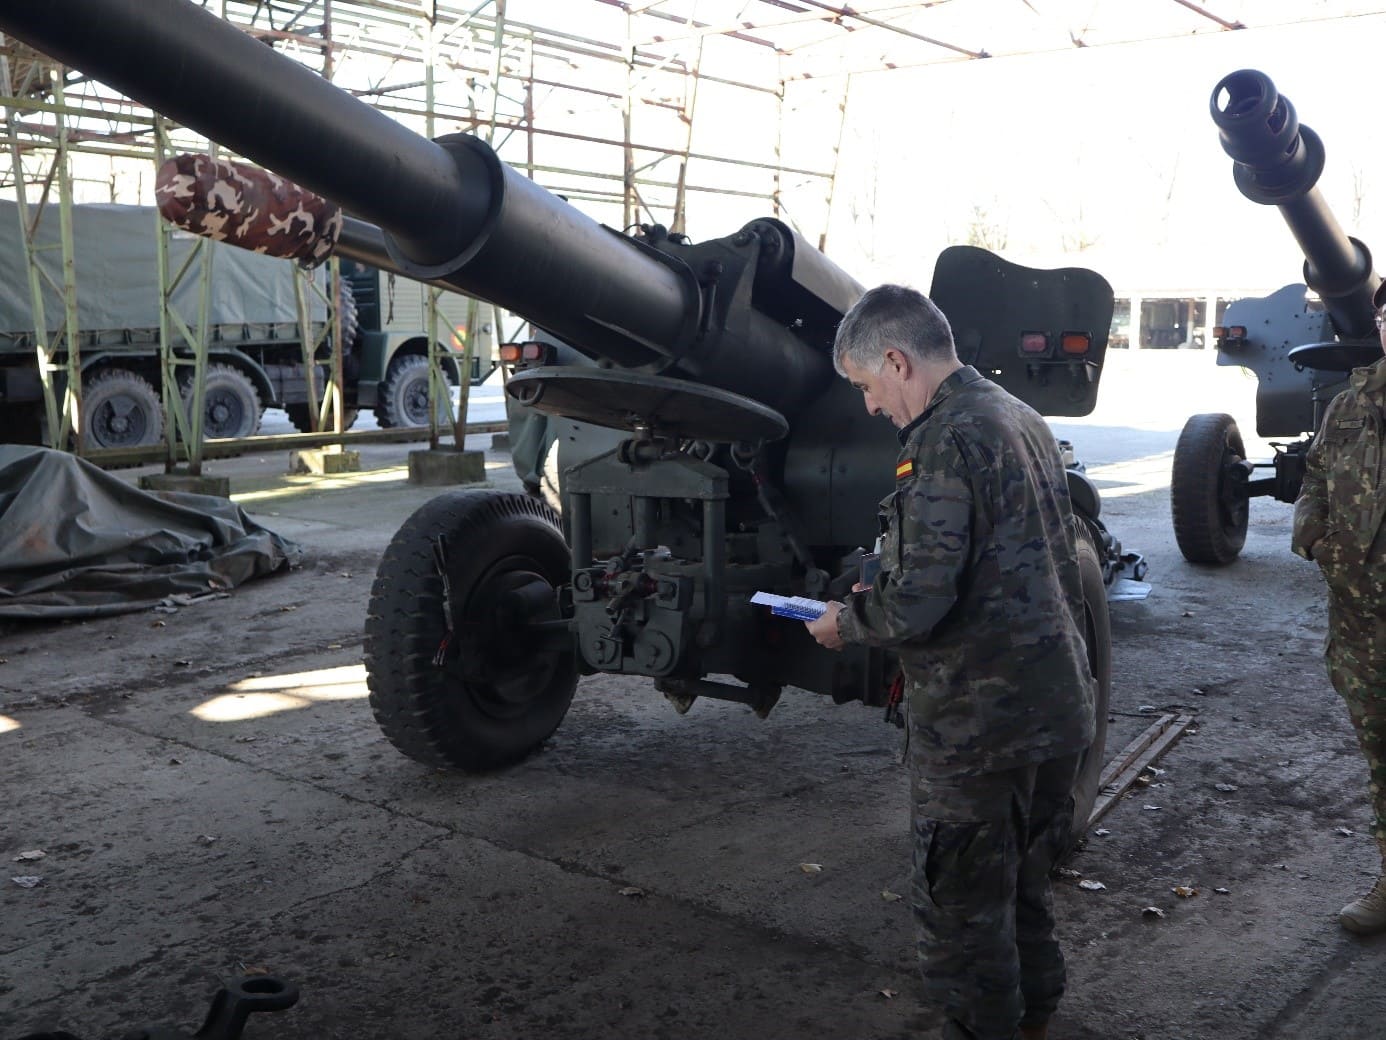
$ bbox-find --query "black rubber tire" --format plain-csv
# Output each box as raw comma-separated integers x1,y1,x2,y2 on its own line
192,362,261,439
1171,412,1249,565
81,368,163,450
285,401,359,434
336,275,360,354
375,353,447,428
281,277,359,435
1069,524,1113,854
364,490,577,771
534,435,564,515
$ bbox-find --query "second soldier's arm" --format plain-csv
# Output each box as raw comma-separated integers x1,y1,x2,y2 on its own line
1291,400,1334,560
836,428,973,648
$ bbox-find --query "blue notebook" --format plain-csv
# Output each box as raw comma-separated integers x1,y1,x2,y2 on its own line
750,591,828,621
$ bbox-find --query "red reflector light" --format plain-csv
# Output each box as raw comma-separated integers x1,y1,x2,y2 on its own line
1213,325,1226,339
501,341,551,364
1228,325,1247,338
1020,332,1050,355
1060,332,1090,356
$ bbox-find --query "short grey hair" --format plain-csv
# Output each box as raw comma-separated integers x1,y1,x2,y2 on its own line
832,284,957,376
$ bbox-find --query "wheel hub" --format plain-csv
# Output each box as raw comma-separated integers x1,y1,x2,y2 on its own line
460,562,565,714
96,397,145,444
405,383,430,423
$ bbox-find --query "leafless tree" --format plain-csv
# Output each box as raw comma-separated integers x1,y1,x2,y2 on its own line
965,200,1008,252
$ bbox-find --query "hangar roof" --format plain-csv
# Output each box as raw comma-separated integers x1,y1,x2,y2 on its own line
596,0,1329,78
247,1,1384,86
4,1,1383,288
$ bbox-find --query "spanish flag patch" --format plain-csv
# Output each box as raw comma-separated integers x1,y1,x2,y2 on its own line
895,460,913,480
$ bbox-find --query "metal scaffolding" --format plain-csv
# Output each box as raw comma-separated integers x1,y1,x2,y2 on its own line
0,1,848,464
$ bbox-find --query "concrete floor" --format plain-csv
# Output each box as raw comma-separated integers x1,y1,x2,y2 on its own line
1,350,1382,1040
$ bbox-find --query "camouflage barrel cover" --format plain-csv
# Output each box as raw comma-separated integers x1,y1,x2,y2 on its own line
156,153,341,268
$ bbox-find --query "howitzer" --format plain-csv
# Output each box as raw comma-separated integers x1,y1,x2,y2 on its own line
0,0,1137,829
1171,69,1384,564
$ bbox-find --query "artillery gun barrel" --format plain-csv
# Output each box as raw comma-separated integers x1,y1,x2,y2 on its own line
3,0,840,411
7,0,470,270
1211,69,1380,337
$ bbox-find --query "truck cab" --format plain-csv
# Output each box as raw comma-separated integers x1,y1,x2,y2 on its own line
338,259,497,431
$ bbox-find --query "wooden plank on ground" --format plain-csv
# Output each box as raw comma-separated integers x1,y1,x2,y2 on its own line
1086,712,1196,831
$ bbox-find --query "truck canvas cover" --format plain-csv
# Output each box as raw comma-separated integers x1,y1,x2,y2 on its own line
0,199,324,341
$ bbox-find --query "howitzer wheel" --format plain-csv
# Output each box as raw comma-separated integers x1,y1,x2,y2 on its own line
1070,524,1112,854
365,489,576,770
1171,413,1249,565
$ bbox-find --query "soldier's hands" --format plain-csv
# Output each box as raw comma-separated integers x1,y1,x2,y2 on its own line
806,601,846,650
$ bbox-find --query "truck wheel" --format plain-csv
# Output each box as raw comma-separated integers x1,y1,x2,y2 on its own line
1171,412,1249,565
336,275,360,353
1069,524,1113,854
81,368,163,450
365,490,576,770
194,363,261,439
375,354,446,428
285,402,359,433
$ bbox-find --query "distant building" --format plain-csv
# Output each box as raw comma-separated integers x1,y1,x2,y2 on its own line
1108,289,1255,351
1011,247,1289,353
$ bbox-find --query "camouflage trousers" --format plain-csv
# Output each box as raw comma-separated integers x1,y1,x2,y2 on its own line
910,754,1081,1040
1327,628,1386,848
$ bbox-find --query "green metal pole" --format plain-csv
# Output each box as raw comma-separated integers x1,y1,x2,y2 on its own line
154,118,213,473
3,98,63,447
293,268,322,432
423,0,446,450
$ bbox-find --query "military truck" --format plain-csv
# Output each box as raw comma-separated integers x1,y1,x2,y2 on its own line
334,255,497,435
0,199,493,448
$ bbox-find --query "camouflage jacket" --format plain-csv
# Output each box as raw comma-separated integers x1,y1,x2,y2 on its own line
1291,354,1386,649
836,366,1097,778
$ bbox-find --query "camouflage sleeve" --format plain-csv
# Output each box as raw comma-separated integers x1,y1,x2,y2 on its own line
837,428,972,648
155,153,342,268
1291,398,1333,560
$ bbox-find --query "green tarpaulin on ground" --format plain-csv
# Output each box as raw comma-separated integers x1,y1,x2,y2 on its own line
0,445,300,619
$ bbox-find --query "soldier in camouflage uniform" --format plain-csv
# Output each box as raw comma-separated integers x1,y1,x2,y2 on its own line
806,285,1097,1040
1290,279,1386,935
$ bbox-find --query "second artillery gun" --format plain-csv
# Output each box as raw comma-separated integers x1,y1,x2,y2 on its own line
0,0,1140,832
1172,69,1383,565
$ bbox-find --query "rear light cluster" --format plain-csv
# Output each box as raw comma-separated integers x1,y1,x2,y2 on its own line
499,340,553,365
1214,325,1247,341
1018,331,1092,359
